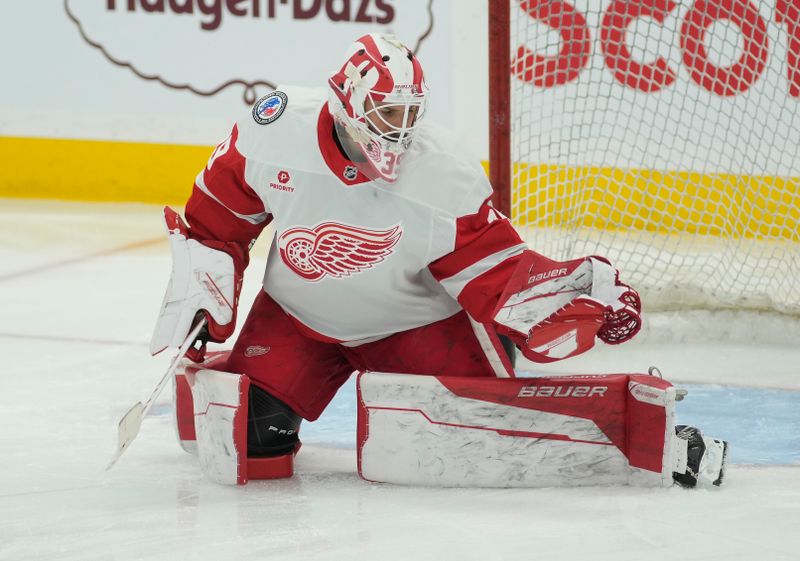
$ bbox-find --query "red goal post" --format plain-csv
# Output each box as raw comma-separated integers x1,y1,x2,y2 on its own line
489,0,512,218
488,0,800,316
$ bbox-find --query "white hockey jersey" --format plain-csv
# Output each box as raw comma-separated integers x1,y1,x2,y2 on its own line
186,86,526,343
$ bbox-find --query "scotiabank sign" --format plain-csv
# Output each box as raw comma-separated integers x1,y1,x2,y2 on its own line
513,0,800,97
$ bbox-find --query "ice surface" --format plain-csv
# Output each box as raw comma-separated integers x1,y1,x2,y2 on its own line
1,200,798,561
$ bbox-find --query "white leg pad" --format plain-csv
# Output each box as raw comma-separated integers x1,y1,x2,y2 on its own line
357,372,677,488
186,368,250,485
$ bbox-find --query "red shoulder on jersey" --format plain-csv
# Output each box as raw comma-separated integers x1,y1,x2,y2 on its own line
429,198,527,322
185,124,273,271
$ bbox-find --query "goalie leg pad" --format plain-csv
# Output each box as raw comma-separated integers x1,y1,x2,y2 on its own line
186,367,296,485
174,351,232,455
357,371,677,488
187,368,250,485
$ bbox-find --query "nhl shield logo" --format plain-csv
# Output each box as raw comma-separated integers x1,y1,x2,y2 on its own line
343,166,358,181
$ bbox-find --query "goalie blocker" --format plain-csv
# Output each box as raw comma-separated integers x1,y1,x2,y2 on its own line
357,371,728,488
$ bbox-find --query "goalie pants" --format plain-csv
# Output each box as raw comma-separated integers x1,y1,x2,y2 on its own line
226,290,514,421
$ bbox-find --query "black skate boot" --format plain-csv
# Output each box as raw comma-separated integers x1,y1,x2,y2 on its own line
672,425,729,488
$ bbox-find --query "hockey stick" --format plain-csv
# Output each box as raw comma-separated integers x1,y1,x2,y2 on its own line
106,320,207,470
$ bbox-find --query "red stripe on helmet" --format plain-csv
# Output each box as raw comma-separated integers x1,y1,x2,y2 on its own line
409,50,424,90
357,34,396,101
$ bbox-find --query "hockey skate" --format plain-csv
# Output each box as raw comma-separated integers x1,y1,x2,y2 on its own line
672,425,729,488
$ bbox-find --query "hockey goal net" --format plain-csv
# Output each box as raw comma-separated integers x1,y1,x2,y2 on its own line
489,0,800,315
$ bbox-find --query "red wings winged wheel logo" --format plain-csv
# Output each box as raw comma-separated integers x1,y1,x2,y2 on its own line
278,222,403,281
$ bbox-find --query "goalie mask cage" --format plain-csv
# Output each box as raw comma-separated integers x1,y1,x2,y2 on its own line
489,0,800,315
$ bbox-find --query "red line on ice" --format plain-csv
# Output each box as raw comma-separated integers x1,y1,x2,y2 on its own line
0,332,146,347
0,237,163,282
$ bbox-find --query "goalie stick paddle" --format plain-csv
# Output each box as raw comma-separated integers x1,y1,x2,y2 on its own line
106,320,207,471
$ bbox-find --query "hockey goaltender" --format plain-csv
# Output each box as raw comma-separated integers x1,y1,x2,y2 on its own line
146,33,728,489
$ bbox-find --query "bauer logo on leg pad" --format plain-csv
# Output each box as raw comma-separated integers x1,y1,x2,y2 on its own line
517,385,608,398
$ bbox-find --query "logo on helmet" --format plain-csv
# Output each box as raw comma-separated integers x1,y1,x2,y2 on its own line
393,84,421,94
343,166,358,180
253,91,287,125
365,142,382,162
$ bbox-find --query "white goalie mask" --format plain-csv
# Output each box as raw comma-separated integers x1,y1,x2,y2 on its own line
327,33,428,183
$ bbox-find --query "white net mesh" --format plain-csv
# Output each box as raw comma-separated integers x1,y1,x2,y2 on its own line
508,0,800,314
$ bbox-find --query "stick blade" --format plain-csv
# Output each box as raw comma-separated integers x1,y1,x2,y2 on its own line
106,402,145,470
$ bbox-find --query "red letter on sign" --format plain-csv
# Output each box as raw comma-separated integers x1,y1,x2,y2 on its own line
512,0,591,88
777,0,800,97
601,0,678,92
680,0,769,96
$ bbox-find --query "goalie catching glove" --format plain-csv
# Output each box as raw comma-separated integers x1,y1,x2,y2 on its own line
150,207,244,358
493,251,641,363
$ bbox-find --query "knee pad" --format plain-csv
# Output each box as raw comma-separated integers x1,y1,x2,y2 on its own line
247,385,302,457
